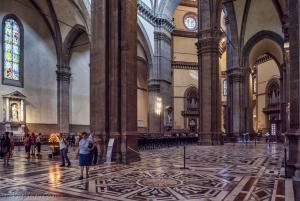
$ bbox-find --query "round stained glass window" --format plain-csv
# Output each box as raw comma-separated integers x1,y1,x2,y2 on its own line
183,13,198,30
185,17,196,30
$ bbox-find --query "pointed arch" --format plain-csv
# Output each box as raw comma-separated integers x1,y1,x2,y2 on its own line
62,24,88,67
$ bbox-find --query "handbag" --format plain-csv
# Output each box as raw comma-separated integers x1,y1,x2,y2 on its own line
1,146,8,153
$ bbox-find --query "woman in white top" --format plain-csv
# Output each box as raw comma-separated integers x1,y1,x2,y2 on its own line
76,131,93,179
58,133,71,167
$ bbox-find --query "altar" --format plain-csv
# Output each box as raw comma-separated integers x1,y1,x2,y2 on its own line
2,91,26,136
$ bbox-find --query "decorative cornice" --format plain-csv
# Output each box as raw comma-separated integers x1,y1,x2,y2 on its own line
172,30,197,38
172,61,198,70
137,0,175,32
254,54,273,66
154,32,172,45
181,110,199,117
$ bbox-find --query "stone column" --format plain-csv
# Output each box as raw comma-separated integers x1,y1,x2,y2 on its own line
226,67,252,135
196,30,222,145
286,0,300,194
280,63,287,135
56,65,71,133
148,30,172,135
91,0,140,164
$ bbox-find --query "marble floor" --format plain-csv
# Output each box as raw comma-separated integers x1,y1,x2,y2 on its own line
0,143,295,201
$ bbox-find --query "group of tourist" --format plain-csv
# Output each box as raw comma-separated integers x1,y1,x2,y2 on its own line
23,133,43,158
0,132,14,165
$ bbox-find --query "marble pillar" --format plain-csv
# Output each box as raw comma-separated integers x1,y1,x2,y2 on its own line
226,67,252,136
286,0,300,198
148,31,172,135
196,30,222,145
90,0,140,164
56,65,71,134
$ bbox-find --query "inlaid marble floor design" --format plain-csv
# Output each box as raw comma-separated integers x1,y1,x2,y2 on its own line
0,144,295,201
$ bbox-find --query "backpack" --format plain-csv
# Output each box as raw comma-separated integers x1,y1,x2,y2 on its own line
36,136,41,143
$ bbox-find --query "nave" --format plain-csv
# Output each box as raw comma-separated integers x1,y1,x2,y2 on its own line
0,144,293,201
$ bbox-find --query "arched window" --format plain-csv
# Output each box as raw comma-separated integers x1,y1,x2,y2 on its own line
223,79,227,96
253,77,257,93
2,15,23,87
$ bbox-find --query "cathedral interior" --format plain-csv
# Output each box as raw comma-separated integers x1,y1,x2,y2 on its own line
0,0,300,200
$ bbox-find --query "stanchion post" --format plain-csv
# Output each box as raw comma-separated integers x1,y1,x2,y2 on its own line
285,147,287,178
180,146,189,170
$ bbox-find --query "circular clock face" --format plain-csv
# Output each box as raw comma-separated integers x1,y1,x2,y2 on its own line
185,17,196,30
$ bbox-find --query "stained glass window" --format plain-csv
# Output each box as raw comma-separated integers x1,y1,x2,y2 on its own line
4,18,20,81
253,77,257,93
183,13,197,30
184,17,196,30
223,80,227,96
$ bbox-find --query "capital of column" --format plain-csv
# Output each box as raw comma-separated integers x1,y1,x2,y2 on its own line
195,38,222,56
195,29,223,56
56,65,71,83
227,67,250,83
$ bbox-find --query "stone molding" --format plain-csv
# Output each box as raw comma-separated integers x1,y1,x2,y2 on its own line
154,32,172,45
172,30,197,38
172,61,198,70
56,65,71,83
254,54,273,66
195,38,222,56
227,67,249,83
148,78,172,85
148,84,160,92
137,0,174,32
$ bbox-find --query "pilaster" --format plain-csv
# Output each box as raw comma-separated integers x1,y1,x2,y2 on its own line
196,28,223,145
91,0,140,164
286,0,300,194
148,28,172,135
56,65,71,133
226,67,252,135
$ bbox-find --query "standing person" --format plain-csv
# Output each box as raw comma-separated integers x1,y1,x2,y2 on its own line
265,132,270,143
1,132,11,165
30,133,36,155
9,132,14,157
58,133,71,167
24,134,31,159
74,133,80,151
76,131,93,179
88,130,101,166
35,133,42,156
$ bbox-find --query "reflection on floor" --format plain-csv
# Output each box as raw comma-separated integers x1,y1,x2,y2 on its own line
0,144,295,201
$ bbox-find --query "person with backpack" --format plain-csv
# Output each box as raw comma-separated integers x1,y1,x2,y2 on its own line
58,133,71,167
35,133,42,156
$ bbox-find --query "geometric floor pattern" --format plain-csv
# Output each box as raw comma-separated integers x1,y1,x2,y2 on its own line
0,143,295,201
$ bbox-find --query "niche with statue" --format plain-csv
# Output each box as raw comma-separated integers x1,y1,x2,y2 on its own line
2,91,26,135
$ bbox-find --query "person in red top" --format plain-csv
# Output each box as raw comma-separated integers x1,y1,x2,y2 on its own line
24,134,30,159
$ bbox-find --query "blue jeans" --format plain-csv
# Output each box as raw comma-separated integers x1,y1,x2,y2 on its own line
60,148,70,165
